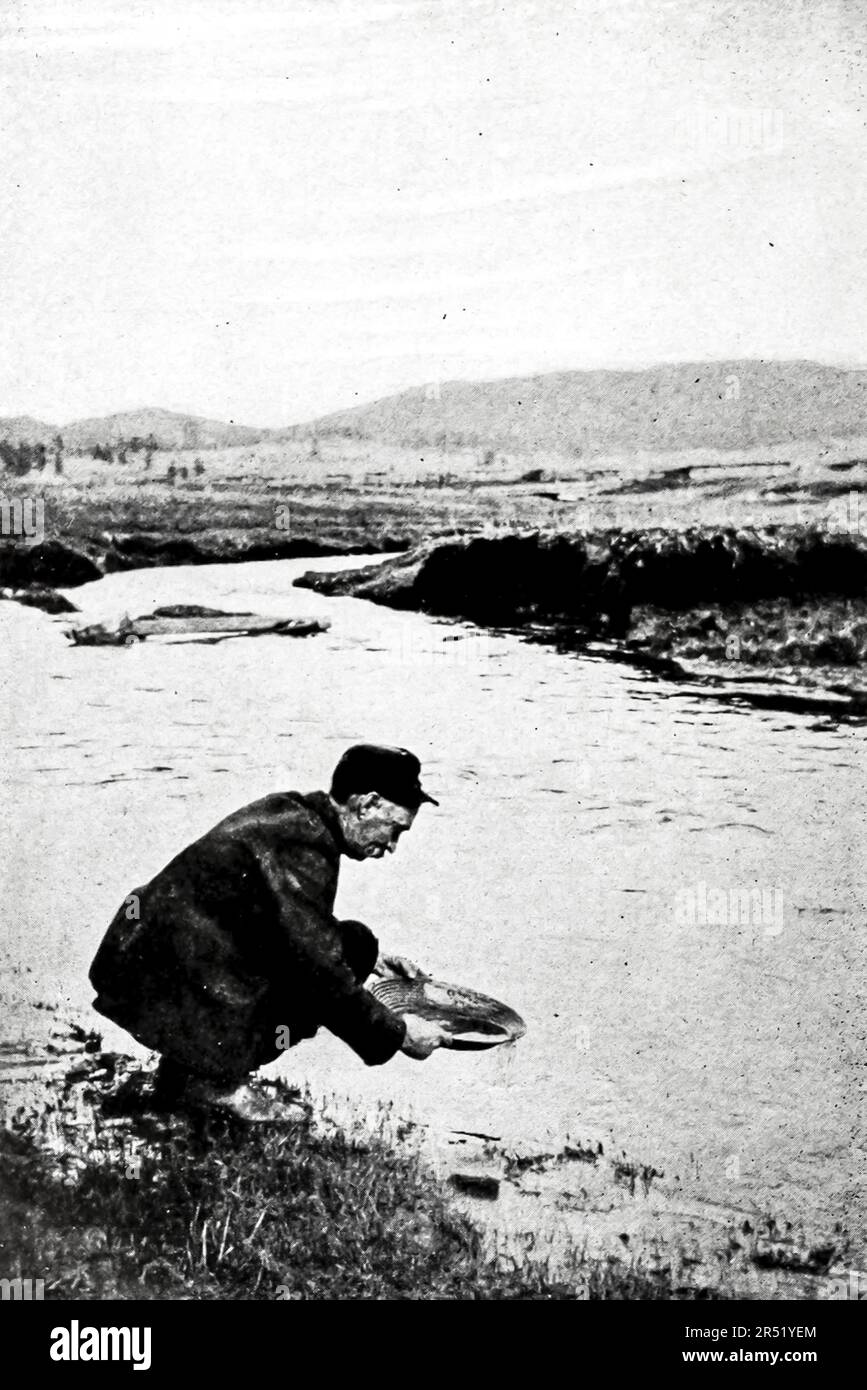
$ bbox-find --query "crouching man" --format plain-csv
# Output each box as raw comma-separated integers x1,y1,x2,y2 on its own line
89,744,448,1122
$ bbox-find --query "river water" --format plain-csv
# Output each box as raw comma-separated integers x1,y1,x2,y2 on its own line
1,555,865,1280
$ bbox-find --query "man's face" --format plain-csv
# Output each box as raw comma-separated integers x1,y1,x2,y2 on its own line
339,792,417,860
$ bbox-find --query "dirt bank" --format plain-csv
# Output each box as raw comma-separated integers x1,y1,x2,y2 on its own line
3,1034,846,1300
1,1045,726,1301
297,526,867,620
0,533,398,595
297,525,867,659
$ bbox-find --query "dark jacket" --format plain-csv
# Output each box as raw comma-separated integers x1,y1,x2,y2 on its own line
89,790,406,1079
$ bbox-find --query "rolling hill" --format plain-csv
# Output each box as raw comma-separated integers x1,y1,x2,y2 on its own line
0,416,59,445
4,360,867,460
0,408,269,451
59,408,267,451
302,360,867,455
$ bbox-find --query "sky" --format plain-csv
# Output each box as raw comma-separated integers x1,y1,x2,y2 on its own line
1,0,865,426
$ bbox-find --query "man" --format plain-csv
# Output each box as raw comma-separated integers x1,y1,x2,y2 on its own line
89,744,448,1122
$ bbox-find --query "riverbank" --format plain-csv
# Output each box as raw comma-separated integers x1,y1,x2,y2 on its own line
8,512,866,713
0,1048,714,1301
296,526,867,715
3,442,866,698
1,431,865,587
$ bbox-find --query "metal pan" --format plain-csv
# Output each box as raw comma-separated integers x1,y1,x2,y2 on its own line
369,976,526,1050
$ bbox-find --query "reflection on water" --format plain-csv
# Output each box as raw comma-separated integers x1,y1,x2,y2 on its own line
0,556,865,1263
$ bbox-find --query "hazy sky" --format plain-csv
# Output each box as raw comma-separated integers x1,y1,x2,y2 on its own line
1,0,865,425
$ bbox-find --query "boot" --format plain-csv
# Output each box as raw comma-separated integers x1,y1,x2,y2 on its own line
182,1077,309,1124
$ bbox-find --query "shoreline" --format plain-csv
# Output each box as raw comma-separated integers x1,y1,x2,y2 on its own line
296,526,867,719
3,500,866,717
0,1039,713,1301
0,1033,846,1301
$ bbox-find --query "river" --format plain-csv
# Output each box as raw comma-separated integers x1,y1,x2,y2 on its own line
1,554,864,1288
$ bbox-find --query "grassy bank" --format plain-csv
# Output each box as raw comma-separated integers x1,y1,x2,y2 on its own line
295,525,867,716
629,596,867,666
2,432,865,577
3,441,865,693
297,526,867,653
0,1061,722,1301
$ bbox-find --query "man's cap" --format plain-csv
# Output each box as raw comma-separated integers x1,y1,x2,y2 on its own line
331,744,439,810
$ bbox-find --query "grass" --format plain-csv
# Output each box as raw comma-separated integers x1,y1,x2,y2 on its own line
0,1063,726,1301
631,598,867,667
5,431,862,565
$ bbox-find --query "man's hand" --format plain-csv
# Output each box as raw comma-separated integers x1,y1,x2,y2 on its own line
373,952,428,982
400,1014,449,1059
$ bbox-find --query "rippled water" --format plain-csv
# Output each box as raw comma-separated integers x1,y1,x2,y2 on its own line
1,556,864,1262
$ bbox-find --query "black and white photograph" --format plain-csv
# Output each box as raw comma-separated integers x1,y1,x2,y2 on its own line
0,0,865,1342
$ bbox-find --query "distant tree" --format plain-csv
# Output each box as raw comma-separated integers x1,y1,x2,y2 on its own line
52,433,63,472
166,463,177,486
13,442,34,475
193,459,205,476
144,433,158,468
179,465,189,481
54,453,63,475
0,440,21,474
34,442,47,471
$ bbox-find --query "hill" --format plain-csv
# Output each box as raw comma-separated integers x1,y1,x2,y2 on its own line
0,408,270,451
303,360,867,455
0,416,58,444
4,360,867,459
58,408,267,451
